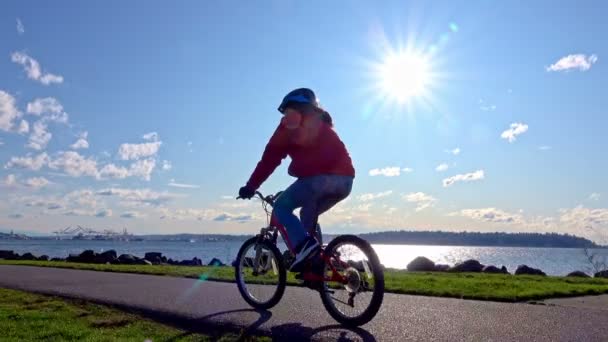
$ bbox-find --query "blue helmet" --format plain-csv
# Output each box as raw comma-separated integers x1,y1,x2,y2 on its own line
277,88,319,114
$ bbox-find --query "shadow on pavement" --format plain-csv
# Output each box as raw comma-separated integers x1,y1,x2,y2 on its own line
270,323,377,342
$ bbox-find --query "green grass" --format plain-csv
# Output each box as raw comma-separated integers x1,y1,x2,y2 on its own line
0,287,269,342
2,260,608,302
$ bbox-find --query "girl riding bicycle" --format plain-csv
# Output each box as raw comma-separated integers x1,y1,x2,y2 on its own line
239,88,355,272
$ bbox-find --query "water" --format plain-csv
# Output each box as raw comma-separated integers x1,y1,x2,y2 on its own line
1,239,606,276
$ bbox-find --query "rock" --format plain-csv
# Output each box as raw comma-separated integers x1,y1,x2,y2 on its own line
595,270,608,278
118,254,138,265
208,258,225,266
407,256,436,272
482,265,509,274
78,250,97,263
136,259,152,266
451,259,484,273
0,250,17,259
515,265,546,276
434,264,450,272
96,250,117,264
38,255,49,261
66,253,80,262
567,271,590,278
19,252,37,261
144,252,163,265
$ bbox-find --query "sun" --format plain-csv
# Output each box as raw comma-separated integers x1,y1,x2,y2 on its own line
378,52,432,104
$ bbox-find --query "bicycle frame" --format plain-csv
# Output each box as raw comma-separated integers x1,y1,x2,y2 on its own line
251,191,348,285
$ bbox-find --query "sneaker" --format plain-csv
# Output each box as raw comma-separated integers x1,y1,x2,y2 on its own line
289,237,320,272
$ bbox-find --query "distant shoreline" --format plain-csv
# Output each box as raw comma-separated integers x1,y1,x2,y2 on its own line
2,230,606,249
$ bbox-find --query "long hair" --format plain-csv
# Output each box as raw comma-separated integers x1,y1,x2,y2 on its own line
289,102,334,127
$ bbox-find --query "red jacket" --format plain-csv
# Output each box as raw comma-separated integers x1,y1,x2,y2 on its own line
246,115,355,190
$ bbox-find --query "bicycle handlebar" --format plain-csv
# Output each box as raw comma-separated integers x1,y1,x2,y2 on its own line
236,191,274,204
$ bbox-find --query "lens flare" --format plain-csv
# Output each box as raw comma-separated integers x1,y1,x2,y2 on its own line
379,52,431,104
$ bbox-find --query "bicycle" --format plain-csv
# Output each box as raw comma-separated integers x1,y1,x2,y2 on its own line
234,191,384,327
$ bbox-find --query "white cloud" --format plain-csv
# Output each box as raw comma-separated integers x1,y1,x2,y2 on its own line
0,90,22,132
590,193,601,201
404,192,437,211
168,182,200,189
128,159,156,181
4,174,17,187
48,151,99,178
142,132,159,141
70,131,89,149
358,191,393,201
501,123,528,143
451,207,524,224
95,209,112,218
98,159,156,181
369,166,411,177
26,120,52,150
436,163,449,172
445,148,461,155
0,139,3,146
5,152,49,170
96,188,177,207
162,160,172,171
16,18,25,35
443,170,485,187
24,177,50,188
18,120,29,134
118,141,162,160
11,52,64,85
547,54,598,72
26,97,68,124
402,167,414,173
98,164,129,179
213,213,254,222
121,211,142,219
559,206,608,230
539,145,552,151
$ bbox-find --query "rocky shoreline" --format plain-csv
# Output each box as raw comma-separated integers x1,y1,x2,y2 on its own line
1,249,607,278
0,250,226,267
405,256,608,278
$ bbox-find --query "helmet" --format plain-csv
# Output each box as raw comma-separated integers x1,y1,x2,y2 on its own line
277,88,319,114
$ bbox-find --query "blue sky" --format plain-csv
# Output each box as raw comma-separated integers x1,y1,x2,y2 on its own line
1,1,607,242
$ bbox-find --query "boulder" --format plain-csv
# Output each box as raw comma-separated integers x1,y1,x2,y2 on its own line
19,252,37,261
179,257,202,266
407,256,435,272
96,250,117,264
118,254,138,265
482,265,509,274
0,250,17,259
434,264,450,272
515,265,546,276
66,253,80,263
595,270,608,278
451,259,484,273
144,252,163,265
567,271,590,278
78,250,97,263
208,258,225,266
38,255,49,261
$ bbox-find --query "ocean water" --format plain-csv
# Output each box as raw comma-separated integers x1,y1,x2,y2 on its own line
1,239,607,276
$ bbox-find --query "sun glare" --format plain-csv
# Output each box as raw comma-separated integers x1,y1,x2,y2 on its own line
379,52,431,103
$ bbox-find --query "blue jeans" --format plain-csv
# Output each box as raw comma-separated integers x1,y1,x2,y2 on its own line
273,175,354,249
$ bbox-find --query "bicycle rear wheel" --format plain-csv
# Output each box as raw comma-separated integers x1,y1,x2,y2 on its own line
235,237,286,310
319,235,384,327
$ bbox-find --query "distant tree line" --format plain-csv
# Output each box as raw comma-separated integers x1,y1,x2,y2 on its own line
353,230,602,248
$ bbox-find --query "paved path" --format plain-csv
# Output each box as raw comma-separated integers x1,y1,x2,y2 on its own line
1,265,607,341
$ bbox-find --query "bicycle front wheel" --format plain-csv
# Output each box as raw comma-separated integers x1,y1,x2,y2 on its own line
234,237,286,309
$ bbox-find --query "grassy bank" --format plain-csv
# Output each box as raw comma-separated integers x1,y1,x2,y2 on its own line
0,287,267,342
2,260,608,302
